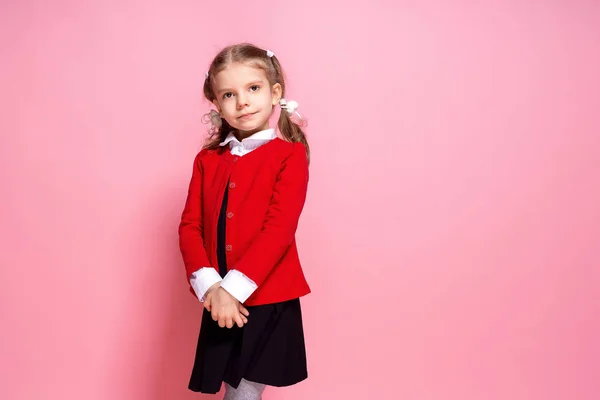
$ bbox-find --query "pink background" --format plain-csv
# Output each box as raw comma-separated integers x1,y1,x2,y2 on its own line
1,1,599,399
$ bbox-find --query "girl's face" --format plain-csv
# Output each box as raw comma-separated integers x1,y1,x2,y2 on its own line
211,62,282,137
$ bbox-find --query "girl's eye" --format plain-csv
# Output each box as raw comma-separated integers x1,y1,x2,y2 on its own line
250,85,259,92
223,92,233,99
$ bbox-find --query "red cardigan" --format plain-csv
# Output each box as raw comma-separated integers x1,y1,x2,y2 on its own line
178,138,311,306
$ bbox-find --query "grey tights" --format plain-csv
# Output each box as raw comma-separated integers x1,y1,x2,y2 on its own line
223,379,266,400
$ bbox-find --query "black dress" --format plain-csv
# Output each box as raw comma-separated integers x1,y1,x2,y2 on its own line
188,182,308,394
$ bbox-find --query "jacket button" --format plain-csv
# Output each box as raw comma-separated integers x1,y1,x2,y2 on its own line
225,244,232,252
229,182,236,189
227,211,234,219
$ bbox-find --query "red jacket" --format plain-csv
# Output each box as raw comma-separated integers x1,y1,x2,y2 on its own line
178,138,311,306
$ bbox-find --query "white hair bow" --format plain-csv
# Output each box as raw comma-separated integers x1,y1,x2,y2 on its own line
201,109,222,134
279,98,301,119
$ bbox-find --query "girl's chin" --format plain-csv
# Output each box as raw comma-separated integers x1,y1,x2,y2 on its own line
231,120,268,133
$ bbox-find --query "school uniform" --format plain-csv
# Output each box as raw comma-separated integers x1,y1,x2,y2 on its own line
178,129,310,394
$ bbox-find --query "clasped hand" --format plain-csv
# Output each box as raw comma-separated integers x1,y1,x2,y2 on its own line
204,283,249,329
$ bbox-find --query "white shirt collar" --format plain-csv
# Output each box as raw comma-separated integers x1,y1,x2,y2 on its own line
219,128,277,153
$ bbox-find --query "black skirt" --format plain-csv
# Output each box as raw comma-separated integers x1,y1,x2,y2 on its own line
188,183,308,394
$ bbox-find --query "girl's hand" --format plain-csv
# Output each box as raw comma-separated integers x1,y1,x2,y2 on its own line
203,282,221,312
204,285,250,326
206,287,248,328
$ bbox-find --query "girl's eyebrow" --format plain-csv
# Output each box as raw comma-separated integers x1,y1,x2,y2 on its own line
216,80,264,95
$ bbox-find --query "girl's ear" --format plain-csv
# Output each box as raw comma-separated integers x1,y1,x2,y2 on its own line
271,83,282,105
212,100,221,112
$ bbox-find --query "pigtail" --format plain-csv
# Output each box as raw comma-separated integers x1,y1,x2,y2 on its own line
202,111,235,151
278,110,310,164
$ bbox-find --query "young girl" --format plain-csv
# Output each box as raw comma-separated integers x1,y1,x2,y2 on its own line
178,43,311,399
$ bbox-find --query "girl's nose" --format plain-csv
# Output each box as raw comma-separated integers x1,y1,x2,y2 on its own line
237,93,249,109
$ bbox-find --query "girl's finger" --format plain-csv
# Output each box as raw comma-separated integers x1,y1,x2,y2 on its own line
239,306,250,317
234,312,245,328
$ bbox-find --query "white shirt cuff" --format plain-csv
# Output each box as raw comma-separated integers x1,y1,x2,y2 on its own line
189,267,222,302
220,269,258,304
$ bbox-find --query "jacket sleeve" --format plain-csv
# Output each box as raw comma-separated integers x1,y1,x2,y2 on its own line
231,142,309,287
178,150,212,282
